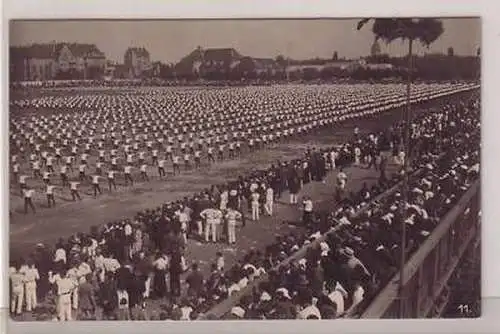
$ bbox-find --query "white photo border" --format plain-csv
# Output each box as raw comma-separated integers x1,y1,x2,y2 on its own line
2,0,499,333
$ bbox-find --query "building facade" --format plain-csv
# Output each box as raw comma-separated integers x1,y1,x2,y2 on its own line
124,47,152,78
9,42,106,82
10,42,106,82
175,47,244,78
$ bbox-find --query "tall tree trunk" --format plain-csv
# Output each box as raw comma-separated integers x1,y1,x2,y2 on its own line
399,37,413,318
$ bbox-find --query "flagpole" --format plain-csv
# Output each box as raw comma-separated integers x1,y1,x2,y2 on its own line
399,37,413,319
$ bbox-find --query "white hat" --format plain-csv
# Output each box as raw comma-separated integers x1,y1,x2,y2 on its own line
276,287,292,299
412,187,424,195
320,242,330,252
260,291,272,302
230,306,246,318
342,247,355,257
420,230,430,237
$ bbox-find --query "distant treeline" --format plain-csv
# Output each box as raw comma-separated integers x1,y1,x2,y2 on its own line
363,53,480,81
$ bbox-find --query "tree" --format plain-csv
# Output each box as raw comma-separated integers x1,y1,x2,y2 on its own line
447,47,454,57
357,17,444,318
332,51,339,61
275,55,289,81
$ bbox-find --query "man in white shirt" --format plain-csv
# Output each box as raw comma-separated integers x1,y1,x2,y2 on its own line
42,171,51,185
158,159,166,178
46,156,55,173
65,155,73,172
50,269,75,321
19,174,28,195
200,207,223,243
59,164,69,186
54,247,67,264
152,149,159,166
166,145,173,161
20,260,40,312
70,181,82,201
264,186,274,216
251,191,260,221
140,163,149,181
207,146,215,164
12,163,19,183
354,146,361,166
111,157,118,171
336,168,348,202
228,142,235,159
302,196,313,226
176,209,190,244
194,150,201,169
98,149,106,162
172,155,180,175
107,170,117,192
225,208,242,244
78,163,86,182
66,262,81,311
32,160,42,179
81,153,89,166
46,184,56,208
218,144,225,161
91,175,102,197
124,165,133,186
10,265,25,315
184,153,191,170
23,188,36,214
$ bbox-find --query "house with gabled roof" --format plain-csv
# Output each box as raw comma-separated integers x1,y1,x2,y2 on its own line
124,47,152,78
9,42,106,81
174,46,243,78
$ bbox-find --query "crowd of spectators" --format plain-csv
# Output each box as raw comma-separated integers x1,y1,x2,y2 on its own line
216,92,480,320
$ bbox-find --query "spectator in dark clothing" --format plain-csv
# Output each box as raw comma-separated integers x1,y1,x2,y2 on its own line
186,263,204,299
129,272,147,320
100,272,118,320
169,251,183,298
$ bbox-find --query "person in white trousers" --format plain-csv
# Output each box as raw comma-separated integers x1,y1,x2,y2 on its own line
21,259,40,312
201,208,222,243
225,208,242,244
354,147,361,166
10,264,25,315
251,191,260,221
50,269,76,321
264,186,274,216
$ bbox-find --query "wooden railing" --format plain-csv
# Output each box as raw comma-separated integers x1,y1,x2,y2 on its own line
361,179,480,319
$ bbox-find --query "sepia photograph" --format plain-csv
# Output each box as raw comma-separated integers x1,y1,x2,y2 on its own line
8,18,481,322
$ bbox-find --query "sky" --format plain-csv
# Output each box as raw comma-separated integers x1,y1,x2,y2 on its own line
10,18,480,63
